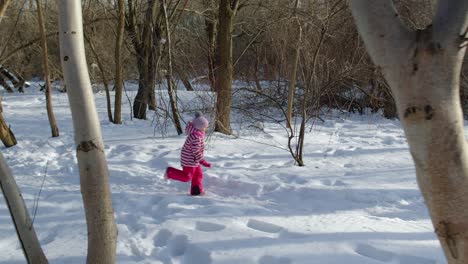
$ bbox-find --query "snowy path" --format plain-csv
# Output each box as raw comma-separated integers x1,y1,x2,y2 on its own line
0,88,446,263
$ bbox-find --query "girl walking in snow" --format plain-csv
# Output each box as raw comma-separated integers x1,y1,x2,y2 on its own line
165,112,211,195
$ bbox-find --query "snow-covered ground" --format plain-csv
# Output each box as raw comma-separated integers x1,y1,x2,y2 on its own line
0,84,449,263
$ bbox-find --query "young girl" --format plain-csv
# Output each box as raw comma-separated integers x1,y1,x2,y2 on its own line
165,112,211,195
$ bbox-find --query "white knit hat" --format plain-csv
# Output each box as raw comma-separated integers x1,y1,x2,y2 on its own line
192,112,209,130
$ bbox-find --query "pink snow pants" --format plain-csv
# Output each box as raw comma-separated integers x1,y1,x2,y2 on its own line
166,166,203,194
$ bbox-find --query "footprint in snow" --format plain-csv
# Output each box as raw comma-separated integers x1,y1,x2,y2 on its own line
355,244,436,264
118,213,145,232
153,230,212,264
195,221,226,232
158,150,171,158
278,230,308,239
40,229,59,245
247,219,284,234
355,243,394,262
249,163,263,169
168,234,189,257
258,255,292,264
223,161,235,167
321,179,347,187
181,245,212,264
154,229,173,247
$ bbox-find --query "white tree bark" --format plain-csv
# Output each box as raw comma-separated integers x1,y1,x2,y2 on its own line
0,153,48,264
57,1,117,263
349,1,468,263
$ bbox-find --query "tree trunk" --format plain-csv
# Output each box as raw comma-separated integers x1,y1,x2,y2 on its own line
133,68,149,119
0,72,14,92
161,0,183,135
295,24,326,167
130,0,159,119
57,1,117,263
214,0,239,135
0,66,26,92
254,46,262,91
286,0,302,129
113,0,125,124
0,0,15,148
176,66,194,91
204,0,217,92
0,153,48,264
0,97,16,147
36,0,59,137
84,34,113,123
349,1,468,263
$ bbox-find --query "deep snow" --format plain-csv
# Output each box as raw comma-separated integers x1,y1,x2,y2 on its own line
0,83,450,264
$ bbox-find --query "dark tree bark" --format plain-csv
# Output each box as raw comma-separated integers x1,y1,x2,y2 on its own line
113,0,125,124
214,0,239,135
36,0,59,137
127,0,160,119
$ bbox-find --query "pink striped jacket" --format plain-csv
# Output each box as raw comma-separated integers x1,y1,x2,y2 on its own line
180,122,205,167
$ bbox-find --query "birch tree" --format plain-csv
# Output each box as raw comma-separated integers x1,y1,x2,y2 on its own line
57,0,117,263
0,153,48,264
349,1,468,263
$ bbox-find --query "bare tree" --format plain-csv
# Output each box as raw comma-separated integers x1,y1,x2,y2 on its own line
36,0,59,137
349,1,468,263
214,0,240,134
286,0,301,129
203,0,217,92
84,33,114,123
161,0,183,134
0,0,16,147
127,0,160,119
113,0,125,124
57,0,117,263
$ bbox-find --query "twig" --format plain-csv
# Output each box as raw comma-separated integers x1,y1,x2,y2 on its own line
122,81,133,120
30,160,48,229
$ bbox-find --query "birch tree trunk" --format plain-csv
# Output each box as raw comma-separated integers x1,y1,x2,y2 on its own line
214,0,239,135
0,153,48,264
57,1,117,263
36,0,59,137
349,1,468,263
113,0,125,124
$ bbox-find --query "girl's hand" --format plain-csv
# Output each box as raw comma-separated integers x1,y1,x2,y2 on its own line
200,160,212,168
